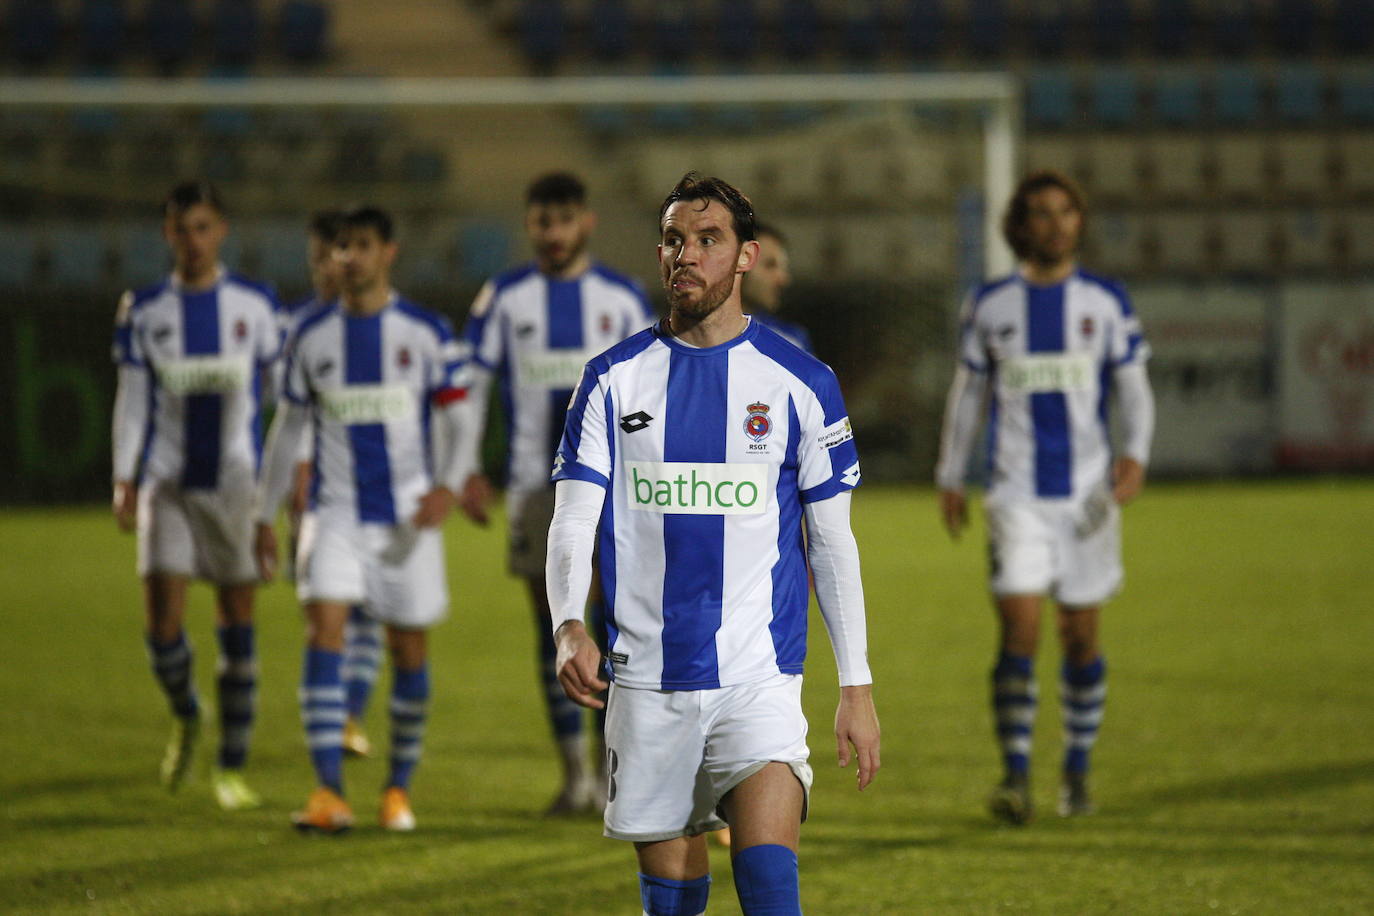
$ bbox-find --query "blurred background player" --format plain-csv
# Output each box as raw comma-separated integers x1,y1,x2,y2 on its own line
110,180,281,811
457,171,653,815
255,205,476,833
740,221,813,354
283,209,385,760
934,170,1155,824
548,171,880,916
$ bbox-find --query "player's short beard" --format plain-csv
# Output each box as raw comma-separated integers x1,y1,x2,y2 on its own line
539,231,588,275
667,269,737,321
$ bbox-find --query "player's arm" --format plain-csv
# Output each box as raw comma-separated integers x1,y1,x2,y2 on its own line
1112,361,1155,505
253,401,311,580
111,362,150,532
934,364,989,539
413,392,483,529
454,365,494,525
805,491,881,790
546,478,609,710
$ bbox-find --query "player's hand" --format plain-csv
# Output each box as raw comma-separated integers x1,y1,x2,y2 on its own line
1111,457,1146,506
554,620,608,710
112,480,138,533
939,488,968,540
254,523,279,582
459,473,493,527
835,684,881,791
413,486,457,528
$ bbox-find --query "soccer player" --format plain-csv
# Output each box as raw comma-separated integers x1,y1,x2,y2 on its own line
740,221,813,354
254,205,474,833
110,180,280,811
934,170,1155,824
457,171,653,814
548,172,880,915
284,209,385,760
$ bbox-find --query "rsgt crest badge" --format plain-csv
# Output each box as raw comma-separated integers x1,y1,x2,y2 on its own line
744,402,772,442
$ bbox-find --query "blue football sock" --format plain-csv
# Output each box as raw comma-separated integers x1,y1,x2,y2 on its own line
342,606,382,719
732,844,801,915
301,647,345,793
1062,656,1107,774
992,652,1037,776
388,664,429,790
148,632,199,720
215,623,256,769
639,873,710,916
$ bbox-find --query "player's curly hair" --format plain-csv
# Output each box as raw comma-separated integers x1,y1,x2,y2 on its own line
340,205,395,242
1001,170,1088,261
659,171,756,244
163,180,225,217
527,171,587,207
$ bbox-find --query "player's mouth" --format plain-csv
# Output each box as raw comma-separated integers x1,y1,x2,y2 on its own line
671,272,702,292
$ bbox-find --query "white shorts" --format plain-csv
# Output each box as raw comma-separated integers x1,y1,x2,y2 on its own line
506,487,555,580
295,511,449,629
985,491,1122,607
137,477,258,585
602,674,813,843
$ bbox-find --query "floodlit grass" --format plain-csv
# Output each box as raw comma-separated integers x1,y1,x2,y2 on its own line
2,480,1372,914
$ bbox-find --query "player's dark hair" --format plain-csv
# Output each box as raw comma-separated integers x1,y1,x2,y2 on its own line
526,171,587,207
754,221,787,246
1002,169,1088,261
308,209,345,243
163,180,225,217
339,205,395,242
659,171,756,243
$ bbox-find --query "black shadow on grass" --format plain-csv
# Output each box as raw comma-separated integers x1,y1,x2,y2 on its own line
1121,758,1374,809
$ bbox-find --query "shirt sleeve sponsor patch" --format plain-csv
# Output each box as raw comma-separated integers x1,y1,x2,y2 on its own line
817,417,854,450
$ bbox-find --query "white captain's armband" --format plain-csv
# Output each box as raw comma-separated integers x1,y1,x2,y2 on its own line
626,461,769,515
817,417,854,450
156,355,251,394
318,384,413,423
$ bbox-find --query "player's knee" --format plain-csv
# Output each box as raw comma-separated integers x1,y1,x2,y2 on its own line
639,872,710,916
731,844,800,916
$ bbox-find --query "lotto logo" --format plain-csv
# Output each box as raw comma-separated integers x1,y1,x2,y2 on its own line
626,461,768,515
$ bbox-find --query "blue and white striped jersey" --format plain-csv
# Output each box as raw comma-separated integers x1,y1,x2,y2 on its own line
959,270,1150,502
462,262,653,495
553,319,862,691
112,270,281,489
284,294,465,525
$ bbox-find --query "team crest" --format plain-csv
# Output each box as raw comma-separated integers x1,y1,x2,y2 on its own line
1081,317,1095,338
600,313,612,334
234,319,248,341
744,402,772,442
397,346,412,369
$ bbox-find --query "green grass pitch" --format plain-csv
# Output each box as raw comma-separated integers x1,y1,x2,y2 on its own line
2,480,1372,914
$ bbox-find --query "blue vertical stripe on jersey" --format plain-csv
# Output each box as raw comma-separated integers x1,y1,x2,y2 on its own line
344,313,396,524
770,395,808,672
546,279,584,464
1026,284,1072,498
598,385,620,669
660,349,726,689
180,289,223,489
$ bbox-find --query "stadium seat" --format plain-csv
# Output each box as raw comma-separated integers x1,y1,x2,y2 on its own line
587,0,631,62
211,0,261,69
48,224,110,290
716,0,759,63
965,0,1007,59
1274,65,1325,124
1337,134,1374,194
891,136,955,204
651,4,695,63
144,0,196,75
77,0,128,68
1091,66,1139,128
841,0,883,63
1085,210,1146,276
1336,69,1374,124
1280,210,1335,272
1153,69,1203,126
1274,133,1332,197
7,0,61,70
1215,213,1269,273
1341,212,1374,271
1026,68,1078,129
1332,0,1374,55
64,108,119,172
1024,135,1082,180
900,0,946,60
1271,0,1317,56
459,223,511,283
1027,0,1071,58
398,148,447,184
1151,0,1191,56
1213,64,1263,126
117,223,170,289
1088,0,1131,57
1084,134,1141,200
278,0,329,64
1149,135,1208,200
779,0,821,61
252,220,304,289
0,227,40,289
1210,0,1256,58
1213,135,1269,201
1152,213,1210,273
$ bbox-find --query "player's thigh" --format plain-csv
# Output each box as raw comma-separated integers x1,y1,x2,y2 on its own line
296,512,367,607
369,527,448,629
703,674,813,824
986,500,1057,597
507,488,554,579
603,685,723,842
137,480,196,578
1054,503,1122,607
184,482,258,586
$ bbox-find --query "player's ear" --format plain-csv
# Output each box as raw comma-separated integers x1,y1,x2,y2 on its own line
737,239,759,272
